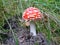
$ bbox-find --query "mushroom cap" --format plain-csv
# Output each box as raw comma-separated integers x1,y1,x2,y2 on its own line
22,7,43,21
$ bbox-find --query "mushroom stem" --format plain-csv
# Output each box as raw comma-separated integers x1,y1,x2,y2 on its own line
30,23,36,36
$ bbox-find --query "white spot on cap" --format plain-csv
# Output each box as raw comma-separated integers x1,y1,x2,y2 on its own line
33,13,36,15
34,10,38,12
29,15,34,17
27,16,30,18
29,11,32,13
27,13,29,15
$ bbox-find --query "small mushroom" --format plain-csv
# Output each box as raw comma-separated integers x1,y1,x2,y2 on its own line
22,7,43,36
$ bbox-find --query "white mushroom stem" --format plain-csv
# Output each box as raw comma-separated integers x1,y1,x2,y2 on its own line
30,23,36,36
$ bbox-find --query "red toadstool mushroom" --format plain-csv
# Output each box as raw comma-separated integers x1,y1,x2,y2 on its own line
22,7,43,36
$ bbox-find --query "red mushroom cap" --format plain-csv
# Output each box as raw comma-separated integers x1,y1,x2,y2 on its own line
22,7,43,21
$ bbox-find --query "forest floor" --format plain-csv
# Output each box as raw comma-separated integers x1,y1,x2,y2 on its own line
0,16,56,45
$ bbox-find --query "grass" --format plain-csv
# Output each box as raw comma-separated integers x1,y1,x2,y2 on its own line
0,0,60,45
